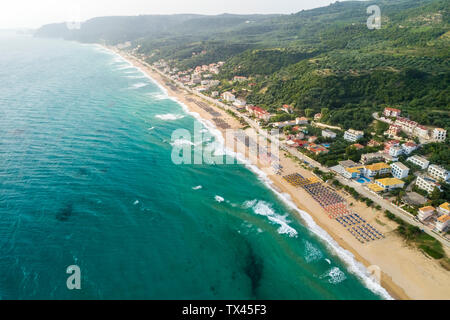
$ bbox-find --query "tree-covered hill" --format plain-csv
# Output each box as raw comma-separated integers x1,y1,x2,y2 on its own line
35,0,449,130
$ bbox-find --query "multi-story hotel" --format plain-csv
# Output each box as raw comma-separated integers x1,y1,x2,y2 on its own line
432,128,447,142
407,155,430,169
418,206,435,221
436,215,450,232
363,162,391,177
416,175,441,194
383,107,401,117
368,178,405,192
222,92,236,102
391,162,410,179
438,203,449,216
428,164,449,182
344,129,364,142
394,117,418,135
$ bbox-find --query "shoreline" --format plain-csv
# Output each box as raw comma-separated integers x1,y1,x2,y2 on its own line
107,46,450,300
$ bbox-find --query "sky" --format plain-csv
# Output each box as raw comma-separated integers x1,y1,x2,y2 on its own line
1,0,337,29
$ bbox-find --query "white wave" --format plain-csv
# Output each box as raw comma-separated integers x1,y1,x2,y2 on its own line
215,195,225,203
321,267,347,285
99,46,170,96
116,65,135,71
155,114,185,121
133,200,140,206
130,82,148,89
147,92,168,100
325,259,331,265
125,75,147,79
192,185,203,190
170,139,194,147
245,200,298,238
147,127,155,131
304,241,324,263
243,200,257,209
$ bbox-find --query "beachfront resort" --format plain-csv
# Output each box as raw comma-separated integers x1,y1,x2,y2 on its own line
149,57,449,238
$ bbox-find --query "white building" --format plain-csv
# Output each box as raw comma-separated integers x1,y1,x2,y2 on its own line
363,162,391,177
414,125,429,139
438,203,449,216
428,164,449,182
374,178,405,191
191,74,202,84
436,215,450,232
395,117,418,135
233,99,247,107
344,129,364,142
433,128,447,142
418,206,435,222
416,175,441,194
388,145,404,157
322,130,337,139
222,92,236,102
401,142,418,155
391,162,410,179
383,107,401,118
272,117,308,129
407,155,430,169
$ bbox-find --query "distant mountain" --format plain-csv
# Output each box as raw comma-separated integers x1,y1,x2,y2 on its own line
34,14,280,44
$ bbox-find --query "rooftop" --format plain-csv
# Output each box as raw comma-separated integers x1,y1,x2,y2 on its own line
368,184,384,192
376,178,405,186
365,162,391,171
429,164,447,172
419,206,435,213
391,162,409,171
346,166,365,174
408,155,429,163
437,215,450,223
339,160,358,168
440,203,449,211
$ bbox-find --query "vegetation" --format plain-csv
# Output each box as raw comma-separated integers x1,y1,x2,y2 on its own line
384,210,446,259
417,141,450,170
36,0,450,133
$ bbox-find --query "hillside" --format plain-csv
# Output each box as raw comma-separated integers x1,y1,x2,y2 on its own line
35,0,450,130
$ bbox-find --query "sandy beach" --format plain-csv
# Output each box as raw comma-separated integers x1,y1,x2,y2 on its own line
112,47,450,300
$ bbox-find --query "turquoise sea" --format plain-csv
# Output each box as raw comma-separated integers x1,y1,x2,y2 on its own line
0,34,390,300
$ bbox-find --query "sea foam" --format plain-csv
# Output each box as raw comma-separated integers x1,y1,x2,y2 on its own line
155,114,185,121
245,200,298,238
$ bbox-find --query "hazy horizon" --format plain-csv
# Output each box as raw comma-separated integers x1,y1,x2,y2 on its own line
1,0,338,29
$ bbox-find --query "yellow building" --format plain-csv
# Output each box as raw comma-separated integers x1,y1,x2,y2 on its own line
368,178,405,192
436,215,450,232
364,162,391,177
438,202,449,216
343,166,365,179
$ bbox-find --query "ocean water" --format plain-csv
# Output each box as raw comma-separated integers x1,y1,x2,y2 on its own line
0,34,389,300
